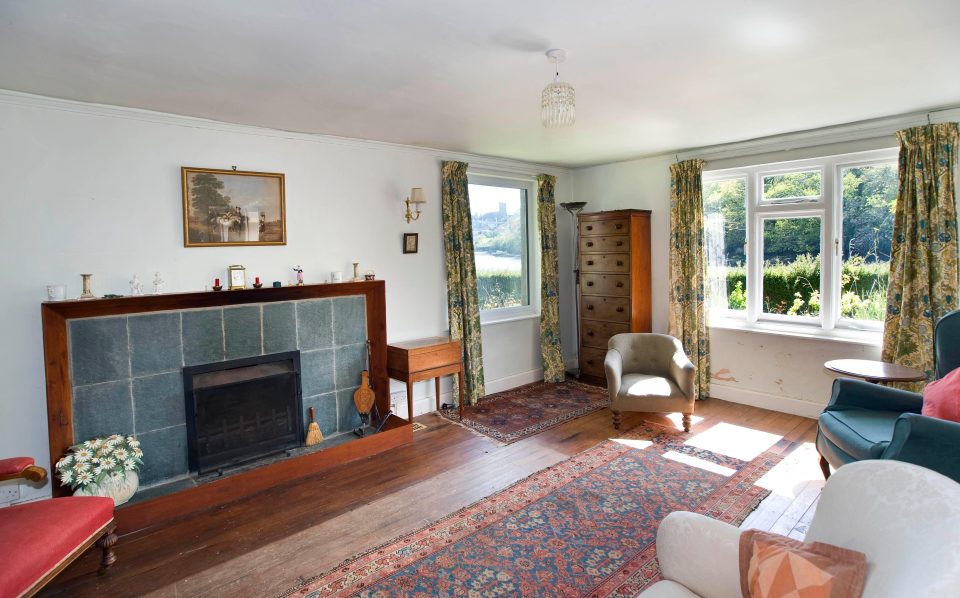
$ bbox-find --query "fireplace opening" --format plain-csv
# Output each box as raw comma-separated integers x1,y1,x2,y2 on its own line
183,351,303,475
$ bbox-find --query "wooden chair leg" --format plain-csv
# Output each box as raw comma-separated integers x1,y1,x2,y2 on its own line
612,410,622,430
818,454,832,480
682,413,692,433
96,523,118,575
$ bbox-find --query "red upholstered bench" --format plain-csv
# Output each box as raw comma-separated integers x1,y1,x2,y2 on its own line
0,457,118,598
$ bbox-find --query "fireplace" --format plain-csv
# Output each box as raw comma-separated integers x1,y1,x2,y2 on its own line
183,351,303,475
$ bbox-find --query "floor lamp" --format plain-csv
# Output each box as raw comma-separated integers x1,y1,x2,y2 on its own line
559,201,587,378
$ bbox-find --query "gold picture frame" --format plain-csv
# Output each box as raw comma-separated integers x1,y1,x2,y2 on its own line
182,167,286,247
228,265,246,290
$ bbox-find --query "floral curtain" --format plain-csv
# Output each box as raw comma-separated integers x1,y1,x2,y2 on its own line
669,159,710,400
537,174,565,383
882,123,959,385
441,161,486,405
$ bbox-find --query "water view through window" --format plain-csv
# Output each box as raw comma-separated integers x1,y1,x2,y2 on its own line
468,183,529,310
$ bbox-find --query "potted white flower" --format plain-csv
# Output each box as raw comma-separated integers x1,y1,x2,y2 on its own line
56,435,143,506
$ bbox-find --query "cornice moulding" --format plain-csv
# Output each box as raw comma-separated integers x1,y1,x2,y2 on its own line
0,89,571,177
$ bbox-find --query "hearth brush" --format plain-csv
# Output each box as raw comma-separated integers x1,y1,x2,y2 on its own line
305,406,323,446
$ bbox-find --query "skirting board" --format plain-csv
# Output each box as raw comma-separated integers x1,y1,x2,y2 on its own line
392,368,544,419
709,383,823,419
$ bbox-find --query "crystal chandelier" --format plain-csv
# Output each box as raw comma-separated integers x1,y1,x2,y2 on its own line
541,49,575,128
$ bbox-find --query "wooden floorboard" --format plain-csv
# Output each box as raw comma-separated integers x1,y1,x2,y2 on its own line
43,398,823,598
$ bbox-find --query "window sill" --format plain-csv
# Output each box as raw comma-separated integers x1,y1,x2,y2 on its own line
709,316,882,346
479,309,540,327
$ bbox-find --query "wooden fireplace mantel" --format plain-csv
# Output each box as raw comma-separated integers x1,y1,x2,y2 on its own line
41,281,411,532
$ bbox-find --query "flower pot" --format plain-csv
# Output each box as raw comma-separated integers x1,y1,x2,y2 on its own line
75,471,139,506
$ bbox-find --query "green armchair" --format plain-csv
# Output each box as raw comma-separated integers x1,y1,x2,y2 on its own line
816,309,960,483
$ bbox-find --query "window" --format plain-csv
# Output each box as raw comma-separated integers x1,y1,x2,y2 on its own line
703,177,747,313
704,148,898,334
467,174,539,322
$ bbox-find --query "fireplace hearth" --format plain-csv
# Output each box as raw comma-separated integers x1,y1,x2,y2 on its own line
183,351,302,475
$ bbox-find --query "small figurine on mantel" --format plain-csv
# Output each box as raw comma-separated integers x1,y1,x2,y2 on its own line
129,274,143,296
152,272,164,295
293,265,304,286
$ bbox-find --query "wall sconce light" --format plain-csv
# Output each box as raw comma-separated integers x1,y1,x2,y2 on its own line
404,187,427,223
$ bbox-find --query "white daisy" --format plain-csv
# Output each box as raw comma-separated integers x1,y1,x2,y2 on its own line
83,440,95,449
59,470,73,484
133,448,143,458
100,457,116,469
89,438,103,449
74,448,92,462
123,459,136,471
74,461,90,473
128,439,141,448
56,455,74,469
93,465,104,476
113,449,129,461
76,471,93,485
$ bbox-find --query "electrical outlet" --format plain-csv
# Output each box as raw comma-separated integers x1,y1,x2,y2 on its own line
0,484,20,505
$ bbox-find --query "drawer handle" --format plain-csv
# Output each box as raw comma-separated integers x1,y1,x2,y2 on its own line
587,305,595,310
587,331,594,337
616,307,625,313
616,241,623,246
587,260,595,266
616,260,624,266
586,241,594,247
586,281,594,286
586,225,593,231
616,282,624,288
615,223,623,229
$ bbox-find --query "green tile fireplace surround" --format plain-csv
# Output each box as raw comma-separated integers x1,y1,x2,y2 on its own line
67,296,368,488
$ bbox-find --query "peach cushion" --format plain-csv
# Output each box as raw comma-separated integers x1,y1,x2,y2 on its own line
739,529,867,598
922,367,960,422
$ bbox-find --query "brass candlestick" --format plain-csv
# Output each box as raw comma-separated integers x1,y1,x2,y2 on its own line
79,274,95,300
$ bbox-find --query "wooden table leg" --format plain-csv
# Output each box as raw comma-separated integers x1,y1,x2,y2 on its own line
435,377,441,411
457,366,465,420
406,379,414,423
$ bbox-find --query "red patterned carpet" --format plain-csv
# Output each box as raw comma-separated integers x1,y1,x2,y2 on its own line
279,421,781,598
439,379,610,444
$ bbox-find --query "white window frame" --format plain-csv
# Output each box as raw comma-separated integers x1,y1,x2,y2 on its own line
704,147,898,339
466,171,541,325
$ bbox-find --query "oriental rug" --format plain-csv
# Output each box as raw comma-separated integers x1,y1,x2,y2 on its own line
279,421,782,598
438,379,609,444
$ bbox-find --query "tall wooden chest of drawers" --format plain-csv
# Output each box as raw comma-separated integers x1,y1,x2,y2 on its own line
577,210,652,386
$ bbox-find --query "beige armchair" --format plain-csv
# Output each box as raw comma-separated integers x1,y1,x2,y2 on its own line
603,333,696,432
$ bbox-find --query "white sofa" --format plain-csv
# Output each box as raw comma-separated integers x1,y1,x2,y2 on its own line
640,460,960,597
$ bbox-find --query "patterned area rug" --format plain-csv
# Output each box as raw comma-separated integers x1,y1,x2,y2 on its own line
438,380,610,444
279,422,782,598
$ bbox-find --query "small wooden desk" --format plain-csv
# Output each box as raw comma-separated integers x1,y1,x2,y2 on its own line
387,337,464,421
824,359,926,384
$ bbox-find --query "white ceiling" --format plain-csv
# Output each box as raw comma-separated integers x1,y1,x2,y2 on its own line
1,0,959,167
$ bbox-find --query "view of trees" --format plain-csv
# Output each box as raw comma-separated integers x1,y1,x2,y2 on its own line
704,163,897,321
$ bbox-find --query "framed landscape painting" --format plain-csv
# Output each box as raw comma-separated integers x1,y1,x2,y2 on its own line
181,167,286,247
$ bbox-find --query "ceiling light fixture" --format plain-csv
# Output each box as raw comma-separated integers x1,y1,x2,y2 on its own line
541,49,575,128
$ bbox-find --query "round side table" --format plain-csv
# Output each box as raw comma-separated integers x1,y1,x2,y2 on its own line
824,359,926,384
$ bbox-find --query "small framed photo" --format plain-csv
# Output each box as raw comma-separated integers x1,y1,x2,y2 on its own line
403,233,419,254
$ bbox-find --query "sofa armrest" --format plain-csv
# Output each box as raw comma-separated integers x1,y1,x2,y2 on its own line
669,347,696,400
604,349,623,400
656,512,743,598
826,378,923,413
0,457,47,483
882,413,960,482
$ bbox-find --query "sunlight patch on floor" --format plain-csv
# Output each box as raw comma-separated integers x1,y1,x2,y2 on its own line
684,422,782,461
662,450,736,477
752,442,825,498
610,438,654,450
666,412,704,430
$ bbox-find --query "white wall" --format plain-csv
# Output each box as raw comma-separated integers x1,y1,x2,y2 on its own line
0,91,574,502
